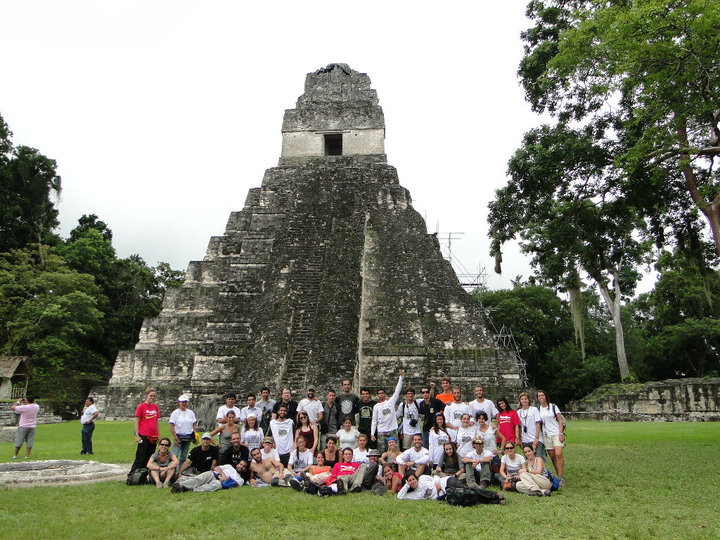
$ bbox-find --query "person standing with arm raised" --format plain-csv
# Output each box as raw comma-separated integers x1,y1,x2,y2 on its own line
370,369,404,454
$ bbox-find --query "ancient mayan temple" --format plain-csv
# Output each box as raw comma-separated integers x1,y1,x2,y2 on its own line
95,64,522,422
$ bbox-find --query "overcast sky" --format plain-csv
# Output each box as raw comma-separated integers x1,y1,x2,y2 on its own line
2,1,549,290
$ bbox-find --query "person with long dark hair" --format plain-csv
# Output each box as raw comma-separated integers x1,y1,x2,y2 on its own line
495,396,520,448
537,390,566,486
428,412,456,468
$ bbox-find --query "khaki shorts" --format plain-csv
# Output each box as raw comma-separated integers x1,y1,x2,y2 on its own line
544,434,565,448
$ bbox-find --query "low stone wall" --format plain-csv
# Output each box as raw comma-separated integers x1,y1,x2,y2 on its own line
566,378,720,421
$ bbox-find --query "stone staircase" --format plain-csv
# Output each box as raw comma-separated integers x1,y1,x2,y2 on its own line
281,219,329,392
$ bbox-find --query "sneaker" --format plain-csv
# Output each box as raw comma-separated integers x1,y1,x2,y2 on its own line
300,472,310,489
543,490,552,497
170,482,184,494
372,483,389,496
336,478,346,495
558,476,566,487
270,477,280,487
288,477,303,492
350,484,363,493
423,488,433,499
479,480,489,489
11,456,17,460
497,492,506,506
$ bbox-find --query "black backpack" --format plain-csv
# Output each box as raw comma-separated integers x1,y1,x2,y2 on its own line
444,486,480,506
126,468,149,486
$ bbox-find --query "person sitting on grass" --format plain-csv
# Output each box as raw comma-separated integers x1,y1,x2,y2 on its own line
396,434,430,478
379,437,401,470
178,433,219,476
496,441,525,488
436,442,464,479
301,452,332,489
219,432,249,470
462,436,494,489
321,435,340,467
248,447,302,490
288,436,315,478
352,433,370,464
516,444,552,497
147,437,179,488
259,436,281,462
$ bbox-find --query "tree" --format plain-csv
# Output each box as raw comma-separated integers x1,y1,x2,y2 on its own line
489,124,648,379
0,247,106,403
479,283,616,404
0,114,61,257
518,0,720,255
626,248,720,379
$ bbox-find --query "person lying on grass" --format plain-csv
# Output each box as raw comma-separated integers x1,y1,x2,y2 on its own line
397,471,505,504
248,447,302,490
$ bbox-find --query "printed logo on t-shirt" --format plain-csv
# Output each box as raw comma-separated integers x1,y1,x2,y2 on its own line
382,407,391,416
341,401,353,414
462,435,471,443
278,429,288,437
145,409,158,419
360,408,372,418
453,411,463,419
437,435,449,446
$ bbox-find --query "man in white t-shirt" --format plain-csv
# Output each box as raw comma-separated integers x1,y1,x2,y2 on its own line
462,436,494,489
216,393,242,427
268,405,295,467
469,386,498,424
239,393,263,424
396,388,421,449
297,388,324,425
371,369,404,454
396,434,430,477
80,397,99,455
444,387,471,430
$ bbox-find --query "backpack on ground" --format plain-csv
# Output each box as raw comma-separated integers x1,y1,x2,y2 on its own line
126,468,149,486
444,486,480,507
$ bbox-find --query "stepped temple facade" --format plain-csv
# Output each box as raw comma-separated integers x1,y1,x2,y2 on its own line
94,64,523,423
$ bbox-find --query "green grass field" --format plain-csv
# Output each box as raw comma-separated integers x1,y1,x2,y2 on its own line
1,420,718,539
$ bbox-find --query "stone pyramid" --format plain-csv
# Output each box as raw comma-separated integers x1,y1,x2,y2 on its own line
95,64,522,420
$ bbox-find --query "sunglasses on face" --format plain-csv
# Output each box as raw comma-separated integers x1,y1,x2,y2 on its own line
159,443,170,447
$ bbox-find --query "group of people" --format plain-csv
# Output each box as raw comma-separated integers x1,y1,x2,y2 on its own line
127,370,566,502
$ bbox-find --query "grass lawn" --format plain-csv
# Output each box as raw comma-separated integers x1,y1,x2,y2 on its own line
0,420,718,539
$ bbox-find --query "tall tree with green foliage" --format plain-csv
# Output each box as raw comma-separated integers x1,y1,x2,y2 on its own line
518,0,720,254
0,114,61,258
489,124,648,379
